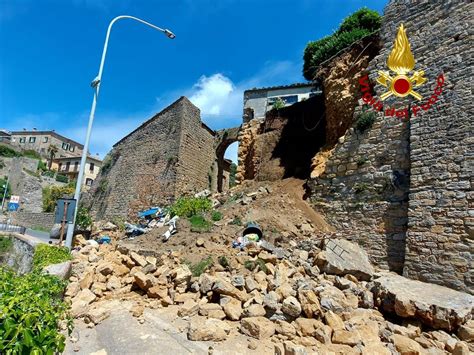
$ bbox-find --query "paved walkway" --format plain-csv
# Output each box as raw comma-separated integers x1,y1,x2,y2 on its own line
65,307,210,355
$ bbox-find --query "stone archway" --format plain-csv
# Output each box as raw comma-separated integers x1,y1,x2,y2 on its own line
214,126,240,192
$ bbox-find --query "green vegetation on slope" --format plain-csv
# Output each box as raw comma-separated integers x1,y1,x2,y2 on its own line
303,8,381,80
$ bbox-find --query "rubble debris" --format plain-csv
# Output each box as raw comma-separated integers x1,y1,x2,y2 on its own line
371,273,474,331
316,238,374,281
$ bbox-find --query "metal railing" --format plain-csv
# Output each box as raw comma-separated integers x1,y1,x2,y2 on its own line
0,223,26,234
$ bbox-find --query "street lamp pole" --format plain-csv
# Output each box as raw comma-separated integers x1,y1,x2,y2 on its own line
64,15,175,249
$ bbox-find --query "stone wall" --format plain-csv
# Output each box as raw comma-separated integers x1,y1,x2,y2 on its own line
383,0,472,293
175,102,216,196
11,212,55,229
309,0,473,293
89,97,217,221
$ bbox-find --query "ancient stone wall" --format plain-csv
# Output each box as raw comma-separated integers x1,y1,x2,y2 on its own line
174,101,216,196
384,0,472,293
90,99,185,220
89,97,217,221
309,0,473,293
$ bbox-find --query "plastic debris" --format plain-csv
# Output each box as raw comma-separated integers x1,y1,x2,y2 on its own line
98,235,111,244
162,216,179,241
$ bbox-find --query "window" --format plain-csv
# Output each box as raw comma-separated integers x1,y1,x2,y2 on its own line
86,178,93,186
43,136,48,143
19,137,26,143
62,142,70,150
29,137,36,143
74,162,79,171
89,163,95,172
65,162,70,172
69,145,75,152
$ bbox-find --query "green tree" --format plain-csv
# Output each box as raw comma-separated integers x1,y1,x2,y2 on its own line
47,144,58,170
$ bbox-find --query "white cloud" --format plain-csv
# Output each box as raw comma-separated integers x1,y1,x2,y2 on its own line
189,73,242,119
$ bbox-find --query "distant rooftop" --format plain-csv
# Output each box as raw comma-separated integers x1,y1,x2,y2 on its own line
54,155,102,163
244,82,316,93
10,130,84,149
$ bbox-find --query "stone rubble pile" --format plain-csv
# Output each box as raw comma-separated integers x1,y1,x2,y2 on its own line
66,236,473,354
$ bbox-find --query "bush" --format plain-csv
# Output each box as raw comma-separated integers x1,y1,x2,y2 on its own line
43,170,55,178
211,210,223,222
0,145,21,158
303,7,381,80
97,179,108,193
32,244,71,271
0,267,72,353
76,207,93,230
355,111,377,132
0,159,4,169
229,163,237,188
0,236,13,254
170,197,212,218
338,8,381,34
55,174,69,183
189,215,212,233
42,185,74,212
218,256,230,270
37,160,47,172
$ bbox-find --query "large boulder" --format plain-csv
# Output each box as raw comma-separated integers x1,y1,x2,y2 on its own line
316,239,374,281
371,274,474,331
43,261,71,280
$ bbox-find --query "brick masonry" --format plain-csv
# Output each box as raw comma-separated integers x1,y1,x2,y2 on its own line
309,0,473,293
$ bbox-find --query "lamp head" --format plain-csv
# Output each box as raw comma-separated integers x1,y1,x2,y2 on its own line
164,29,176,39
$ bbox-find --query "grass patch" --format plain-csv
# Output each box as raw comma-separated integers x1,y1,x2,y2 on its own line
230,216,242,226
244,258,268,273
211,210,223,222
183,256,213,277
189,215,212,233
218,256,230,270
32,244,71,271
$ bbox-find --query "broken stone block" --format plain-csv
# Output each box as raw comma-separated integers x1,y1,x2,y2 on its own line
96,261,114,276
282,296,302,318
241,317,275,339
130,252,147,267
371,274,474,331
332,329,361,346
243,304,266,318
43,261,72,280
178,299,199,317
222,297,242,321
213,278,247,301
316,239,374,281
391,334,423,355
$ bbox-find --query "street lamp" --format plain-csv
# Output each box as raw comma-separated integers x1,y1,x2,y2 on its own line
64,15,175,249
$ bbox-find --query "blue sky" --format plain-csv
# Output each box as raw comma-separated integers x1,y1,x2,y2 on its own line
0,0,385,162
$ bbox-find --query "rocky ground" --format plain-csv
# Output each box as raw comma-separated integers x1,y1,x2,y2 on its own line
64,180,474,354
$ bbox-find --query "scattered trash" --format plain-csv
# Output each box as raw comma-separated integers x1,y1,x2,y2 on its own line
162,216,179,241
232,222,263,250
125,222,147,237
194,189,211,198
86,239,99,246
98,235,111,244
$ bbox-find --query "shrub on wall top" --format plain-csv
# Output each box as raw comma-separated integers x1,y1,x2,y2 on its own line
303,7,381,80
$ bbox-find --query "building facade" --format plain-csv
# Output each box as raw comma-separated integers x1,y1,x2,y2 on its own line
51,156,102,188
10,130,84,158
243,83,322,122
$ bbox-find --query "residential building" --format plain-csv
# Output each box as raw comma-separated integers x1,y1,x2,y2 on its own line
10,130,84,158
243,82,322,122
0,129,11,143
51,155,102,188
